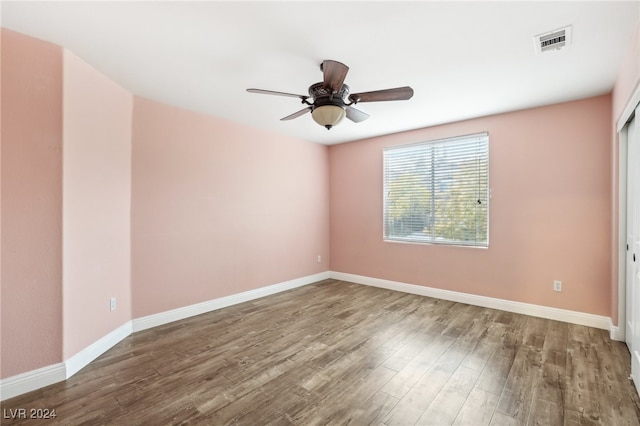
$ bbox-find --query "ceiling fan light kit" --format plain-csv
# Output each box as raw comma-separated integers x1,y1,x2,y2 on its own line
312,105,346,129
247,60,413,130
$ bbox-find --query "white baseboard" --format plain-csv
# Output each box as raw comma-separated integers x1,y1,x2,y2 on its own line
610,319,625,341
0,362,66,401
0,322,133,402
132,271,331,332
1,270,614,401
330,271,611,330
65,321,133,378
1,271,330,401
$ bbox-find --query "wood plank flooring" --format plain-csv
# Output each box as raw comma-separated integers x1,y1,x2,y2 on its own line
2,279,640,425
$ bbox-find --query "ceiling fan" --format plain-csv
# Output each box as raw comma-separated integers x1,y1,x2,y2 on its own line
247,60,414,130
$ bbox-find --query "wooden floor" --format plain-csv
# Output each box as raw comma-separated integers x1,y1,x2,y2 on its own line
3,279,640,425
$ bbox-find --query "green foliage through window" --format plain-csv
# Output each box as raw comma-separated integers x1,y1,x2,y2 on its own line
383,133,489,247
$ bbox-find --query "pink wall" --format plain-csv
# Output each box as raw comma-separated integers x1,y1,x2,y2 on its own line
0,22,628,383
330,95,612,316
0,27,330,380
62,51,133,358
131,97,330,318
1,30,63,378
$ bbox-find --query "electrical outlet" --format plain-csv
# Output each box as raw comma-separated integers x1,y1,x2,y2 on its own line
553,280,562,292
317,255,322,263
110,297,117,311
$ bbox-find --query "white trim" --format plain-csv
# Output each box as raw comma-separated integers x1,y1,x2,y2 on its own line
65,321,133,378
330,271,610,330
0,270,612,402
1,272,329,400
0,363,66,401
618,81,640,132
0,322,132,401
618,124,629,343
616,86,640,345
610,318,625,341
132,271,331,332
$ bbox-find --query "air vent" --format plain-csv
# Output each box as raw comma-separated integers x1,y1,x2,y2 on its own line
534,25,572,54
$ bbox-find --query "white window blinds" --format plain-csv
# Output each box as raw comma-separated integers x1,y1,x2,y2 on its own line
383,132,489,247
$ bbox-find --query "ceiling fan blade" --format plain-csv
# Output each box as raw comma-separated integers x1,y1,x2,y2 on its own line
345,106,370,123
322,60,349,93
247,88,308,100
349,86,414,103
281,107,312,121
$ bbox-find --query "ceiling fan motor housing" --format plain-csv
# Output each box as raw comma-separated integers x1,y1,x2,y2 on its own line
309,82,350,107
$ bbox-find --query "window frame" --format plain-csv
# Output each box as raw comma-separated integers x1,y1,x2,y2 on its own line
382,132,490,248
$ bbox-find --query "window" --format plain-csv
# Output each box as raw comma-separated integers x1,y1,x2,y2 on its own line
383,132,489,247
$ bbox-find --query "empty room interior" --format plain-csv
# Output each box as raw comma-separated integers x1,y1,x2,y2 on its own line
2,1,640,425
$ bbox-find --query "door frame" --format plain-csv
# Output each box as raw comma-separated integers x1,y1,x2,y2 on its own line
619,123,628,342
616,83,640,342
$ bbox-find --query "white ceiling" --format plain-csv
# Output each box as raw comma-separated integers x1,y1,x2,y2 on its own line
2,1,639,145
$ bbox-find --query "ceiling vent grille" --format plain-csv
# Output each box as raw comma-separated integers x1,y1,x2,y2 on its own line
534,25,572,54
